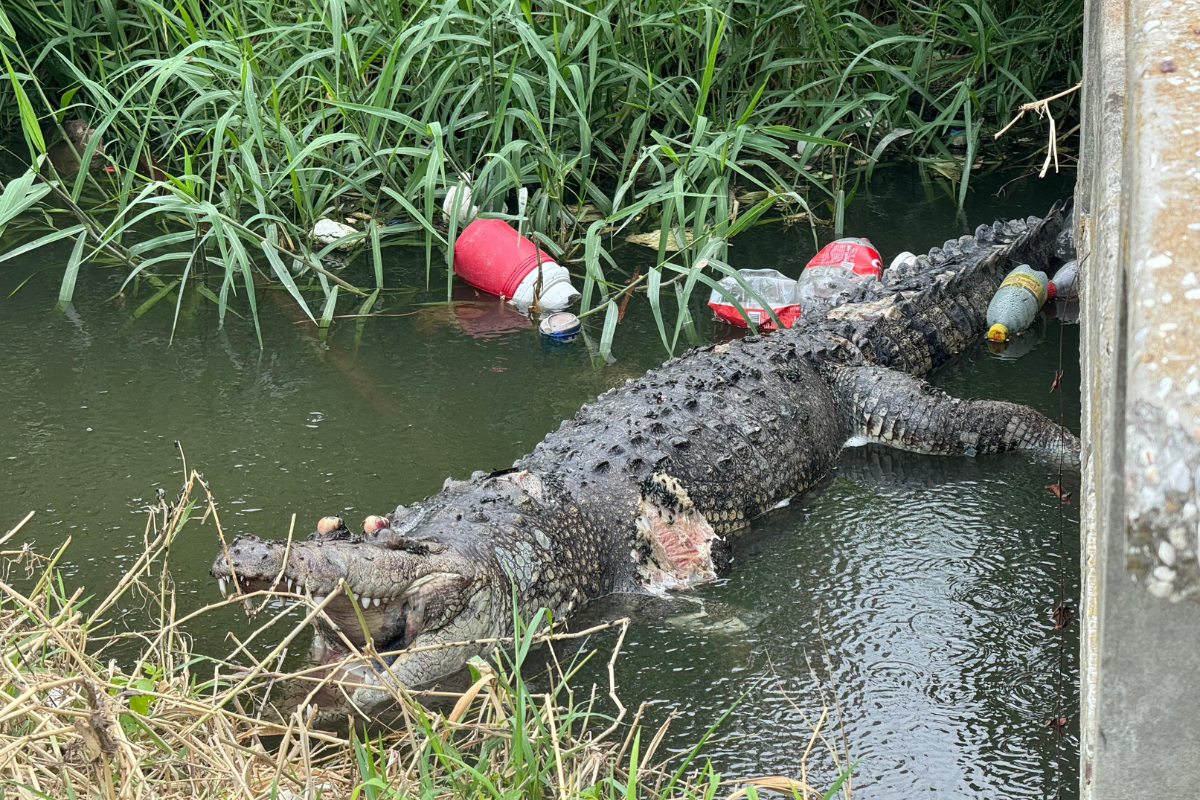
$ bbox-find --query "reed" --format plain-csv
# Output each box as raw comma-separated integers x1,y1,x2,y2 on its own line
0,475,854,799
0,0,1081,351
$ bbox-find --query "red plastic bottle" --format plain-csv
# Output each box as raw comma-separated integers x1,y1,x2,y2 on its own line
452,218,578,308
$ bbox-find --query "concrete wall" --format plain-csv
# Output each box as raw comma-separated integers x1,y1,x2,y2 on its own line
1077,0,1200,796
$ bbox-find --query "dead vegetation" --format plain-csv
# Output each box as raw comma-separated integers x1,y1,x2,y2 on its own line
0,474,852,800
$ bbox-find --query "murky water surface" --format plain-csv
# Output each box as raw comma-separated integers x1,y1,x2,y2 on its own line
0,165,1078,798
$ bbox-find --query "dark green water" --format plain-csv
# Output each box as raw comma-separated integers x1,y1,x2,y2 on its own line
0,165,1079,798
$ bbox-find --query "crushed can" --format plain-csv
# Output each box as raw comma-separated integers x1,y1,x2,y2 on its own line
539,311,581,341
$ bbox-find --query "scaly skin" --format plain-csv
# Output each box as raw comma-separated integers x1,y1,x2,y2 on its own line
211,203,1077,719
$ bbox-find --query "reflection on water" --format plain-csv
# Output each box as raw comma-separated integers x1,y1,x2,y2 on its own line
413,285,534,339
0,163,1077,798
565,421,1080,797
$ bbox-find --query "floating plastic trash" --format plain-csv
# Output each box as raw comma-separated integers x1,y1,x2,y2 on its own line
888,251,918,272
539,311,581,341
1055,228,1076,261
707,269,800,330
806,237,883,278
883,250,920,284
442,184,507,227
986,264,1049,342
796,237,882,317
1049,260,1078,299
452,218,580,310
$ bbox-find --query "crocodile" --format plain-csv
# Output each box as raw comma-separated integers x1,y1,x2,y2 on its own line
211,203,1077,718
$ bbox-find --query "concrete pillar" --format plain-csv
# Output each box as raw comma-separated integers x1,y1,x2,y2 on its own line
1077,0,1200,797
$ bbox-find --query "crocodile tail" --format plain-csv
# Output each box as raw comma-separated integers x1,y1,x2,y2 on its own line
834,365,1080,461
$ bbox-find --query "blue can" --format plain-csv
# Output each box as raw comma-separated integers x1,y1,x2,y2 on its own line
539,311,581,341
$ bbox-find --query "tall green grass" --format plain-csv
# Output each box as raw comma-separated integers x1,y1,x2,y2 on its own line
0,0,1081,351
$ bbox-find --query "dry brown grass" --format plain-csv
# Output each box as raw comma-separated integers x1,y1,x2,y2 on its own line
0,473,851,800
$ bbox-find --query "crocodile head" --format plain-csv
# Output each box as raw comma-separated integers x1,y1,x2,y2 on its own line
210,518,501,700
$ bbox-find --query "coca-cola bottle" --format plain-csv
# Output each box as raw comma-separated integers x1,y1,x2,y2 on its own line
795,237,883,317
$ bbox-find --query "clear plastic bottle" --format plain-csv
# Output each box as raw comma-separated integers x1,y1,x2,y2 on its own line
795,237,882,317
795,266,866,317
707,269,800,330
1049,260,1078,299
986,264,1049,342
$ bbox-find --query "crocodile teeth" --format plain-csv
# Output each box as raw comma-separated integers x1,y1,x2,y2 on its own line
218,578,227,597
313,595,327,605
360,596,373,607
372,597,381,608
286,578,294,591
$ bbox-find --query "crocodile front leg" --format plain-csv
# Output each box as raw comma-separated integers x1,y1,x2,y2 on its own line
834,365,1079,459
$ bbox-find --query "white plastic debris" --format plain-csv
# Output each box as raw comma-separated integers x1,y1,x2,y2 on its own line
889,251,918,271
442,184,508,227
509,262,580,310
883,250,921,284
312,218,359,250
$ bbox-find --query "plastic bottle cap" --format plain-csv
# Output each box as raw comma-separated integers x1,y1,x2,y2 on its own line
987,323,1009,342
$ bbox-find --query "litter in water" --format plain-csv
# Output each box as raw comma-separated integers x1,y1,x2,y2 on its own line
312,218,360,250
452,218,580,311
539,311,581,342
1049,260,1078,299
795,237,882,318
442,183,507,227
986,264,1048,342
708,269,800,330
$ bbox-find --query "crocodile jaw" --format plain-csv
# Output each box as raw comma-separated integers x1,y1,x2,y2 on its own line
210,535,484,665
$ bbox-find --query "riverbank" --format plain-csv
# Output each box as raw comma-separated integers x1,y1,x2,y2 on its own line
0,475,852,800
0,0,1082,349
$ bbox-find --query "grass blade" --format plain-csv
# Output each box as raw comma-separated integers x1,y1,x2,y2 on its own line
56,227,89,308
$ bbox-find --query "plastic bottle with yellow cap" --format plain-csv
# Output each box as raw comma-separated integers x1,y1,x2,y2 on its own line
985,264,1049,342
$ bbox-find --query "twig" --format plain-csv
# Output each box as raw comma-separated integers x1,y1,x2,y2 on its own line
993,83,1082,178
292,310,426,322
0,512,34,548
993,83,1082,140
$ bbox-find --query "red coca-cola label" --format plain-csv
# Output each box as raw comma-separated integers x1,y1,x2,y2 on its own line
708,300,801,331
805,237,882,279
